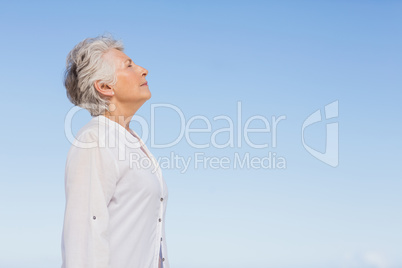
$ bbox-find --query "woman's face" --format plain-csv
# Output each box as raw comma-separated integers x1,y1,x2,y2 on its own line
104,48,150,105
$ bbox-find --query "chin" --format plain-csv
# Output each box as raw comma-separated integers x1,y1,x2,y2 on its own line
146,91,152,100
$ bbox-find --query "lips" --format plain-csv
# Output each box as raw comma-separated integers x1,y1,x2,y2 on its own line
141,82,148,86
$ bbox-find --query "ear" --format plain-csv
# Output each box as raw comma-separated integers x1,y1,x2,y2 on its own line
94,80,114,97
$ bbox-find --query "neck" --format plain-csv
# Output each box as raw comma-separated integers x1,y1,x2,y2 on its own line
102,107,137,132
102,113,133,131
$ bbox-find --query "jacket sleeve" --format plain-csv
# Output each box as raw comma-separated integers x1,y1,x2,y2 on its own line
61,130,119,268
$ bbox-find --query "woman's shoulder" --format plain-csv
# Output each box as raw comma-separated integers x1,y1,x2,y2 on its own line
69,117,106,148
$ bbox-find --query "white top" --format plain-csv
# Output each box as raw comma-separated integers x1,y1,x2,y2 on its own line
61,115,169,268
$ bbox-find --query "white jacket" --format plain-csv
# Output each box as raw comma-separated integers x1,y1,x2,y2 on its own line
61,115,169,268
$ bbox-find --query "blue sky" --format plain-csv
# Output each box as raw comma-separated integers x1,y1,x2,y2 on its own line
0,1,401,267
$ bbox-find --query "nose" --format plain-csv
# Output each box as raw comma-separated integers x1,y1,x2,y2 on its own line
141,66,148,76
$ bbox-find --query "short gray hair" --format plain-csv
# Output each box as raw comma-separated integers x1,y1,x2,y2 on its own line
64,35,124,116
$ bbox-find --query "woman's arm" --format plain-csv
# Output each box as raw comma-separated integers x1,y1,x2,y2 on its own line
61,130,119,268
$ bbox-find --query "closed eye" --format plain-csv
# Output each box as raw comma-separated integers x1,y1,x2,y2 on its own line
126,59,134,68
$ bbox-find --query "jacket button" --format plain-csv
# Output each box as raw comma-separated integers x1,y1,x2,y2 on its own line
160,197,163,201
161,237,163,241
162,258,165,261
159,218,162,222
93,216,96,220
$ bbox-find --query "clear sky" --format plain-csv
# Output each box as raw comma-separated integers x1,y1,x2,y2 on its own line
0,1,401,267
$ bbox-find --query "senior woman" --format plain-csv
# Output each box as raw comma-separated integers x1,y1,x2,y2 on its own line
61,35,169,268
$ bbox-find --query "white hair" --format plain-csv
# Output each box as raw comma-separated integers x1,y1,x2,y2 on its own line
64,34,124,116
